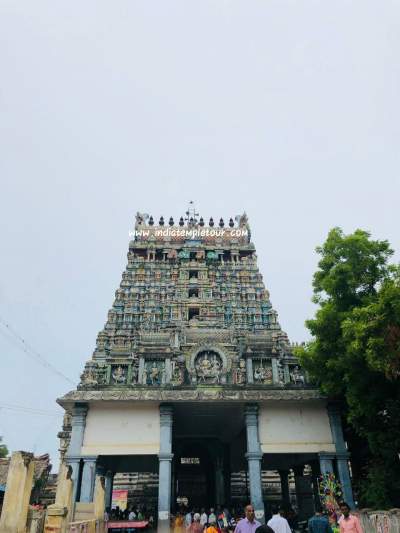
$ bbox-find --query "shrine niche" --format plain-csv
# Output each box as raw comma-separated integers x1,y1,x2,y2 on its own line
194,350,223,384
233,359,247,385
253,360,273,384
289,365,306,385
142,360,166,386
171,358,185,386
111,364,128,384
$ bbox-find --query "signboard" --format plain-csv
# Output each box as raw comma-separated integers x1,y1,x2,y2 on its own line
111,489,128,511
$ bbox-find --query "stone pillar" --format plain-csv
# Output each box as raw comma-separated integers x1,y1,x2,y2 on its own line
105,471,114,510
138,356,145,384
293,466,314,521
246,358,254,384
68,404,88,456
311,463,321,509
327,405,355,508
245,404,265,523
318,453,335,475
283,364,290,384
165,358,172,383
80,456,97,503
66,404,88,503
158,404,173,527
44,506,68,533
215,455,225,506
93,475,106,520
46,462,73,533
0,451,35,533
271,358,279,384
278,469,290,509
336,453,355,508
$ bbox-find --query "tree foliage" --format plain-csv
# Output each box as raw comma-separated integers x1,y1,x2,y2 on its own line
0,436,8,458
296,228,400,508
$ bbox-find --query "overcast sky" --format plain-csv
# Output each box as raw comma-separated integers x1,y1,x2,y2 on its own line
0,1,399,470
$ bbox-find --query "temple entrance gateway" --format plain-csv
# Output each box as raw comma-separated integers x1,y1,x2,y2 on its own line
174,443,213,509
55,209,356,527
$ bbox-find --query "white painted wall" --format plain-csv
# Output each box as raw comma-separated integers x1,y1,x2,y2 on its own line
81,402,160,455
259,401,335,453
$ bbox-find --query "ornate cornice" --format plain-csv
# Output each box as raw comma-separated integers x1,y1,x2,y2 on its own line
57,387,324,407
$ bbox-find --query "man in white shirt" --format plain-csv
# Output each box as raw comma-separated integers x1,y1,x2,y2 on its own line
185,510,193,528
267,506,292,533
200,508,208,526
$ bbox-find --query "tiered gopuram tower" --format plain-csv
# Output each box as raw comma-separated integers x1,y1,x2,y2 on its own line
57,209,355,526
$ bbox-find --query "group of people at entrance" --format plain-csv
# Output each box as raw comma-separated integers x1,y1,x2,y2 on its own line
234,502,363,533
174,502,363,533
173,505,235,533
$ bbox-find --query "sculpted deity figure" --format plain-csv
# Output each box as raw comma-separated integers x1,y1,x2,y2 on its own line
131,364,139,384
150,362,160,385
254,361,273,384
171,362,184,385
142,366,148,385
195,351,223,384
235,359,247,385
112,365,126,384
211,356,221,383
201,354,211,372
254,365,263,382
81,366,98,386
96,335,106,351
290,366,305,385
161,365,166,385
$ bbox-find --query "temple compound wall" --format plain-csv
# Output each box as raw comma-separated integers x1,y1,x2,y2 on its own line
55,211,356,527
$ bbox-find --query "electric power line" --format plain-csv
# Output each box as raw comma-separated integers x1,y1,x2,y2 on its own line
0,402,62,417
0,315,75,386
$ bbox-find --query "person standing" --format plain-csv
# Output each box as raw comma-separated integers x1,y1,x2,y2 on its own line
174,512,185,533
190,513,204,533
308,505,333,533
234,504,261,533
185,509,193,530
339,503,363,533
209,508,217,525
206,519,219,533
267,506,292,533
200,508,208,527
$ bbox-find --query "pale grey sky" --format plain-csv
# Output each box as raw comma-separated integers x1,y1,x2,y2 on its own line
0,1,399,469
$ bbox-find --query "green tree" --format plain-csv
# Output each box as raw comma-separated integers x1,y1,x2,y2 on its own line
296,228,400,508
0,436,8,458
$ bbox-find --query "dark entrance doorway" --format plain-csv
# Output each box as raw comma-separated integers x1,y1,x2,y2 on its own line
174,441,215,509
172,403,247,511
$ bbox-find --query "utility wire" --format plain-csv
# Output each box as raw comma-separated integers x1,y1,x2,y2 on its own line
0,315,75,386
0,402,62,417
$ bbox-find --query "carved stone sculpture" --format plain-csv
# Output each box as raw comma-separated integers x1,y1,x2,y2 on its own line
253,361,273,384
234,359,247,385
112,365,126,384
195,351,223,384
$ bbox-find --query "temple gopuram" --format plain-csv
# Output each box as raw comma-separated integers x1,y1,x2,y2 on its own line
57,207,355,526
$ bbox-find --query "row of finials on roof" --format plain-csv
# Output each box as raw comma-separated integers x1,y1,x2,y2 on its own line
144,216,237,227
